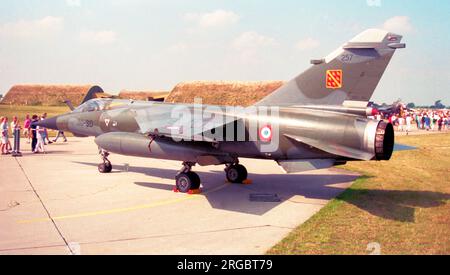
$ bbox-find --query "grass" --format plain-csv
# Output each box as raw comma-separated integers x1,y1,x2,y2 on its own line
268,133,450,255
0,104,70,121
0,105,72,137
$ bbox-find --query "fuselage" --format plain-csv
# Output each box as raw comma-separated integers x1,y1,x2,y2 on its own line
44,98,393,166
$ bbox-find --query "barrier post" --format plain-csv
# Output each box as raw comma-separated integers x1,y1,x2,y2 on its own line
12,128,22,157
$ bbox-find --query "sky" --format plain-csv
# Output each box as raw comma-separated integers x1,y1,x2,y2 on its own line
0,0,449,105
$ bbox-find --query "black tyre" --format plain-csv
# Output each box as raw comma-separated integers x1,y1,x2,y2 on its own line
188,172,201,190
176,173,193,193
98,162,112,173
226,164,248,184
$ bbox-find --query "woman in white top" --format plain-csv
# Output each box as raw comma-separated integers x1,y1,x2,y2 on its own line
10,116,20,140
405,115,413,134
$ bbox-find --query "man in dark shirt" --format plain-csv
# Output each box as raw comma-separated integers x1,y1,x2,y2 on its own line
30,115,38,152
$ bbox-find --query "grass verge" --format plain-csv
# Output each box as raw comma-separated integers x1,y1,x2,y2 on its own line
268,133,450,255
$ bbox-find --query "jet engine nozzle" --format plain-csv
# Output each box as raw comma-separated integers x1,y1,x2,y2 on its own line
374,121,394,161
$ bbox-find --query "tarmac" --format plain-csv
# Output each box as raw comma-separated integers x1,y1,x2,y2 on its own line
0,137,359,255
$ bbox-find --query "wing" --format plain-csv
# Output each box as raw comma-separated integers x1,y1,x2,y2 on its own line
133,106,240,142
284,134,375,161
277,159,337,173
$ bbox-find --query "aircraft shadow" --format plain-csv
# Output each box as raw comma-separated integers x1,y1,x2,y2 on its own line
73,162,450,220
336,184,450,223
74,161,359,216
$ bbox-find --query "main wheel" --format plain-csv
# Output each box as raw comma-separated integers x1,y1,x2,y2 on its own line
98,162,112,173
226,164,248,184
188,172,201,190
176,172,200,193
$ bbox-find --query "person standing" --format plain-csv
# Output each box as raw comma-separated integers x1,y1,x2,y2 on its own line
30,115,39,153
406,115,413,135
23,115,32,144
424,115,431,131
434,113,440,131
10,116,20,150
1,117,10,155
41,113,53,145
34,123,46,154
445,114,449,131
11,116,20,136
438,116,444,131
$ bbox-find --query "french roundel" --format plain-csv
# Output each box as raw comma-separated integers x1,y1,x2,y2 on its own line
259,125,273,142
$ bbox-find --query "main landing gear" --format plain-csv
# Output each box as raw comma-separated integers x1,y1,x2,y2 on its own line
175,162,201,193
225,163,248,184
96,152,250,193
174,161,250,194
98,150,113,173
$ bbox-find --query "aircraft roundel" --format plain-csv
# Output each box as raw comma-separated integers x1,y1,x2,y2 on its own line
259,125,273,142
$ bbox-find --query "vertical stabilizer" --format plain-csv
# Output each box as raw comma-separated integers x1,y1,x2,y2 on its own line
256,29,405,106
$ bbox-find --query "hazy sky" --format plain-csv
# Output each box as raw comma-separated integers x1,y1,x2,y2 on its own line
0,0,449,105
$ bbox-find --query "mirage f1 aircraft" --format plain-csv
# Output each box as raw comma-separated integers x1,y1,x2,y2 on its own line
39,29,405,193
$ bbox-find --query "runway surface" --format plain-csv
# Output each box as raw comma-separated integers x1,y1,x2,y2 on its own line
0,138,359,255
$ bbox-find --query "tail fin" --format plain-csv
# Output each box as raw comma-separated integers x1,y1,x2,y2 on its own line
80,86,104,104
256,29,405,106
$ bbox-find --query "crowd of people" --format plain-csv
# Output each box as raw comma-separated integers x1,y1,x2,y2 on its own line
370,109,450,134
0,113,67,155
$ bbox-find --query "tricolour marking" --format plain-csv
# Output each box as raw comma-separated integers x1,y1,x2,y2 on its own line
259,125,273,142
326,70,343,89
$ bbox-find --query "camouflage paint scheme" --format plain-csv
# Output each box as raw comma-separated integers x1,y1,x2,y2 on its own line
40,29,404,179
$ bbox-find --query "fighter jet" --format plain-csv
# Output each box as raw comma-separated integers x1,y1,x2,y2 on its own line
39,29,405,193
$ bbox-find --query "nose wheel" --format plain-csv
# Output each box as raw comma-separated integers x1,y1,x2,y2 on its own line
225,163,248,184
175,162,201,193
98,150,113,173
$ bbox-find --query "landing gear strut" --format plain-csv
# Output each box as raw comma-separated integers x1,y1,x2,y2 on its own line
175,162,201,193
225,161,248,184
98,150,113,173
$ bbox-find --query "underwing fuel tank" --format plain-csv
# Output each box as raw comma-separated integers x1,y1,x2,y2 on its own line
94,132,232,166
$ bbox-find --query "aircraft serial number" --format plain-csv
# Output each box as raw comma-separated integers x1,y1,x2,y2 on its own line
340,54,354,62
82,120,94,128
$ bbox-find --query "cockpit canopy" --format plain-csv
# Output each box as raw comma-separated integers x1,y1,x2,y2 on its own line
73,99,108,113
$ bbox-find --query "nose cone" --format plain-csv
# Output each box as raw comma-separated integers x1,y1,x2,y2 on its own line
37,116,59,130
